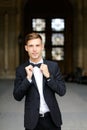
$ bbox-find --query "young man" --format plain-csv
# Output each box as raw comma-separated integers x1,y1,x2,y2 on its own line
13,32,66,130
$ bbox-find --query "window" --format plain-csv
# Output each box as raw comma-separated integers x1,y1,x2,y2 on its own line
32,18,65,60
51,18,65,60
51,18,64,31
32,19,46,31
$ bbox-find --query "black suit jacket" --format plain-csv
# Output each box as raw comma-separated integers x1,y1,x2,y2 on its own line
13,59,66,129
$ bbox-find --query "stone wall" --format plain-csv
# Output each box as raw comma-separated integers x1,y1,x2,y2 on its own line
0,0,22,78
72,0,87,74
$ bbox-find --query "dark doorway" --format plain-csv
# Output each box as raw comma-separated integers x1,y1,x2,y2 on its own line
21,0,73,74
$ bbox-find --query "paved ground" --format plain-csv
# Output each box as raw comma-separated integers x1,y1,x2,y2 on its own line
0,79,87,130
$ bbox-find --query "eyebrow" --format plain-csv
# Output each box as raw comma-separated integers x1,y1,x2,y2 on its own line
27,43,41,46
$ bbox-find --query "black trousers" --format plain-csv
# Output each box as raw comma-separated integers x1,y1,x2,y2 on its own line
25,113,61,130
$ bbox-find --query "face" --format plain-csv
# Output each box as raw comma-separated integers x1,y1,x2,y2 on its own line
25,38,44,62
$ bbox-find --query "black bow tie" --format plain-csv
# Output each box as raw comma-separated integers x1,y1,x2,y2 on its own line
30,63,42,68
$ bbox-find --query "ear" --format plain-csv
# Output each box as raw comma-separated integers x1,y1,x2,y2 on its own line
25,45,28,52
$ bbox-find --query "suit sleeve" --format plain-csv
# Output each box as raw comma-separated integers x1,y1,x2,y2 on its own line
13,67,32,101
46,63,66,96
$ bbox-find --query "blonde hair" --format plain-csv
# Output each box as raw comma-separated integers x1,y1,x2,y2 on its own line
25,32,42,45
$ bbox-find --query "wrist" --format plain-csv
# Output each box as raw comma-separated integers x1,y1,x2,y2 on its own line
46,72,50,78
46,74,51,81
27,76,32,83
27,75,32,80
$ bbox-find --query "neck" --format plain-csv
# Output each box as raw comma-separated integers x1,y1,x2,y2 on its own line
30,57,42,63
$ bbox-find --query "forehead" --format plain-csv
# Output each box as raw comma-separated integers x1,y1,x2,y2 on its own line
27,38,42,45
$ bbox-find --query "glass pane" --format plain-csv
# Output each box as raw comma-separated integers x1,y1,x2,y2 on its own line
52,33,64,45
32,18,45,31
51,18,65,31
38,33,45,44
52,48,64,60
42,50,46,58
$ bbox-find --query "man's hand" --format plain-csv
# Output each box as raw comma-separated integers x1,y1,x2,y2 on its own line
25,65,33,79
40,64,50,78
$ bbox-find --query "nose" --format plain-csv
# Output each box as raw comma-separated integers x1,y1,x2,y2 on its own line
33,45,37,51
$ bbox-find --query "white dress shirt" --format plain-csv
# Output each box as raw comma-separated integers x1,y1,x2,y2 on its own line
30,59,50,114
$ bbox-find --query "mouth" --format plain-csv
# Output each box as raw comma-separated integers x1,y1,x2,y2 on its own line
32,53,38,56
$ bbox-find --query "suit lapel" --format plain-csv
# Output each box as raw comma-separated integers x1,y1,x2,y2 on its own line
32,74,38,89
43,59,48,89
24,61,38,89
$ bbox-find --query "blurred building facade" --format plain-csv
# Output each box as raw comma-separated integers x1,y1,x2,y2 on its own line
0,0,87,79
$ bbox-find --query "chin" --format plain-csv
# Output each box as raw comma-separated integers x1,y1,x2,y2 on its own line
32,56,39,59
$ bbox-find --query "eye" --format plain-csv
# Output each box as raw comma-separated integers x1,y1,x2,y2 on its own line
27,44,33,47
36,44,40,47
36,43,41,47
